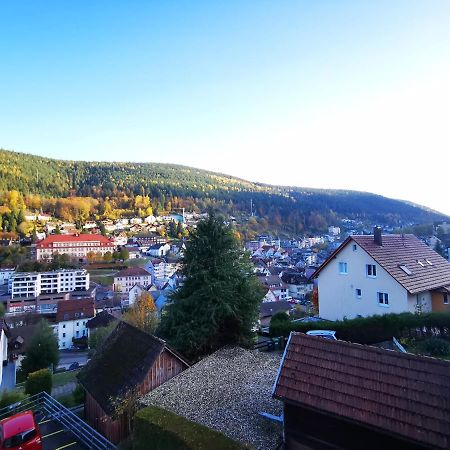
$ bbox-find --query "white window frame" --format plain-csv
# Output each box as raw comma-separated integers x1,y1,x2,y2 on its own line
377,292,389,307
366,264,377,278
338,262,348,275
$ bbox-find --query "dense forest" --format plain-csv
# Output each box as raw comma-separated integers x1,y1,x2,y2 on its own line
0,148,447,235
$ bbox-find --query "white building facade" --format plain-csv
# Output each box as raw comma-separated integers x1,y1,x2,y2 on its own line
9,269,90,299
36,234,115,261
314,232,450,321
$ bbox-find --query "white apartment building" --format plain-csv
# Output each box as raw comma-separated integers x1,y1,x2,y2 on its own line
145,258,180,282
55,299,95,349
9,269,90,298
113,267,151,294
0,268,15,285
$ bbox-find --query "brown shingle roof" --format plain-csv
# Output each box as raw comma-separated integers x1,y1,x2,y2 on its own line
352,234,450,294
56,299,95,322
274,333,450,449
314,234,450,294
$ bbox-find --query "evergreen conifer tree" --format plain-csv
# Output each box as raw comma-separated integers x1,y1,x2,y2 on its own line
158,212,263,360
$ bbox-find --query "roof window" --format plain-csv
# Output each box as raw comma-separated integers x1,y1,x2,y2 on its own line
417,260,425,267
426,259,433,266
399,265,413,275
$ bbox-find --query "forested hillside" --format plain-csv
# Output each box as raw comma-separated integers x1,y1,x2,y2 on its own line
0,148,447,234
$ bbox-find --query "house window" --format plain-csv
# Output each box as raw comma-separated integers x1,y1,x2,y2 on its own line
63,324,66,329
378,292,389,306
352,244,357,251
338,262,348,274
62,341,66,348
76,331,79,337
356,288,362,298
62,332,66,338
76,322,79,326
444,294,448,305
367,264,377,277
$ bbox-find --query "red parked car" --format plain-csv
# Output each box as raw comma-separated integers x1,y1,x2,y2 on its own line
0,411,42,450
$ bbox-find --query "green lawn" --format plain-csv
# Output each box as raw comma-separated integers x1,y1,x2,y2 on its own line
52,369,80,387
126,257,150,267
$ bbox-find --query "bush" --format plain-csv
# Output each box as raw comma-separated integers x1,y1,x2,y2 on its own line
133,406,249,450
73,384,85,405
270,311,450,344
417,337,450,356
25,368,52,396
0,391,28,409
270,311,290,327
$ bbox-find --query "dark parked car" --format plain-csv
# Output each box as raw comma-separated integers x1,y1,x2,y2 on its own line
68,362,80,371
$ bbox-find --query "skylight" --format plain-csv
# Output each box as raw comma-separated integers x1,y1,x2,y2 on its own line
426,259,433,266
399,265,413,275
417,260,425,267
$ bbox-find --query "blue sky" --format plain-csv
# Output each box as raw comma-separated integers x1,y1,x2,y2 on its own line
1,1,449,215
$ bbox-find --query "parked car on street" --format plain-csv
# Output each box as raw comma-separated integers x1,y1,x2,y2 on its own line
68,362,80,371
306,330,337,340
0,410,42,450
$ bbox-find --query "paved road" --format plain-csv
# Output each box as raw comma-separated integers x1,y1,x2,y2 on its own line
58,351,89,370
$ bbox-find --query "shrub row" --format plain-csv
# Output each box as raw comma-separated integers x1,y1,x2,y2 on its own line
132,406,249,450
270,311,450,344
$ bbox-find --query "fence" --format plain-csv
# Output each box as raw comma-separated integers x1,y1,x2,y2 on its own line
0,391,117,450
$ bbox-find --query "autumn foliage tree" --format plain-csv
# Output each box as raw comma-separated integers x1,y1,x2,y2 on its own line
123,292,158,334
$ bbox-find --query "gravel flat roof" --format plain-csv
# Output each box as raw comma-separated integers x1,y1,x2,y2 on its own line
142,346,283,450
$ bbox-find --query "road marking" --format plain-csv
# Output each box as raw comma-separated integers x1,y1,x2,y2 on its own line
55,442,78,450
38,418,52,425
42,429,65,438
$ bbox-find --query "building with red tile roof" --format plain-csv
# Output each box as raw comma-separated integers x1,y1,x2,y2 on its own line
313,228,450,320
274,332,450,450
36,234,115,261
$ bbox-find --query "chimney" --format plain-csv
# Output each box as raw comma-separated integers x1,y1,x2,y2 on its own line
373,226,382,246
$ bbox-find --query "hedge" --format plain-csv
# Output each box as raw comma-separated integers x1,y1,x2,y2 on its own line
270,311,450,344
132,406,250,450
25,368,52,396
0,391,28,409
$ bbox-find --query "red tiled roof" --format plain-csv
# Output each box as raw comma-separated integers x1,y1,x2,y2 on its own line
274,333,450,449
56,299,95,322
314,234,450,294
115,267,151,278
37,234,114,248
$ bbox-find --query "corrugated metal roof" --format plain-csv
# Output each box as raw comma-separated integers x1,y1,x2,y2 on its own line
274,333,450,449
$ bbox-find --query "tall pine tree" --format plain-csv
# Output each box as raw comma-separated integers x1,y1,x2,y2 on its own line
158,212,263,360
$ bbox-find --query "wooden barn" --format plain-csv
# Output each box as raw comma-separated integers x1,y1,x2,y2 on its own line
78,321,189,444
273,332,450,450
